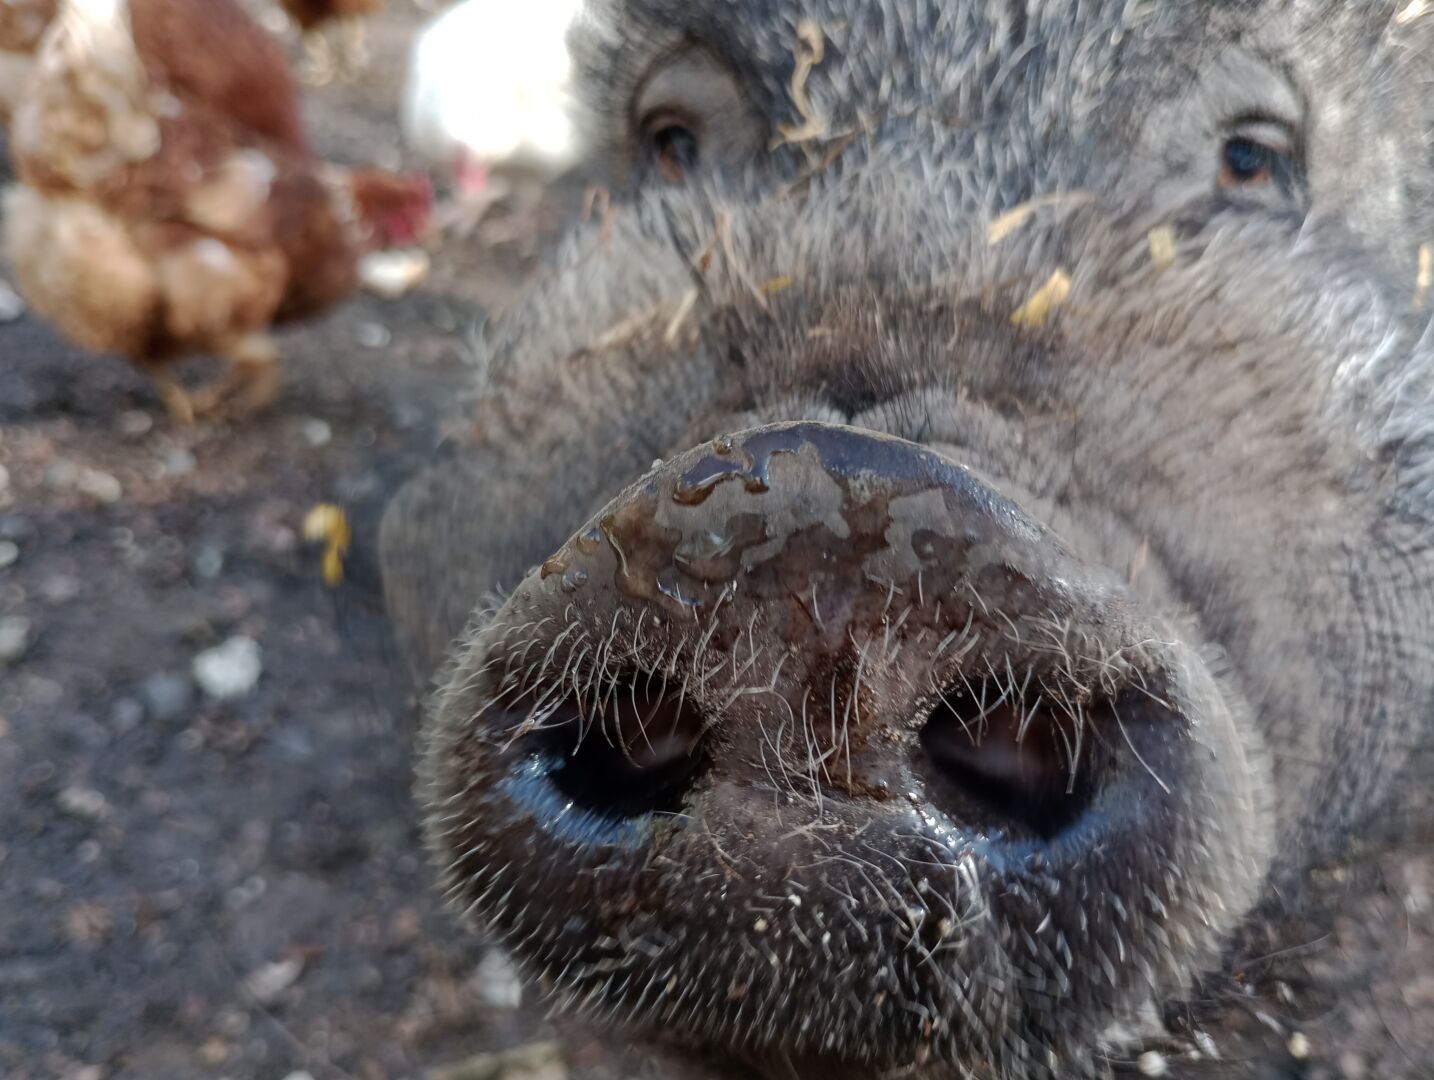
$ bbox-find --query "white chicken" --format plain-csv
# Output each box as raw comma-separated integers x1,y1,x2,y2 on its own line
401,0,586,235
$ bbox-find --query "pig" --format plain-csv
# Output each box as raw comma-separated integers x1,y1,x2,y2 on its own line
379,1,1434,1076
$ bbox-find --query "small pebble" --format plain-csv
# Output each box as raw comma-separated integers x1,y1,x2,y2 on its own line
1339,1051,1367,1078
117,410,154,437
159,447,196,477
77,469,123,503
0,616,31,664
1288,1032,1310,1060
1137,1051,1168,1078
197,1037,231,1066
0,540,17,569
474,948,523,1010
46,460,80,490
0,280,24,323
216,1006,251,1036
244,956,304,1004
141,671,195,720
193,546,225,579
300,418,332,447
57,785,108,822
355,321,392,349
193,637,262,700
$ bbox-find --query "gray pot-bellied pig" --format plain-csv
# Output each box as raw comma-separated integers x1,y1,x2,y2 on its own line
380,2,1434,1076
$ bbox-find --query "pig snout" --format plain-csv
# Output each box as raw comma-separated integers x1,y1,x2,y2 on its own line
422,422,1269,1068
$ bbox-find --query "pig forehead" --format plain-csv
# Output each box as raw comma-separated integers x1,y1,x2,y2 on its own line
593,0,1187,103
587,2,1234,107
581,1,1416,112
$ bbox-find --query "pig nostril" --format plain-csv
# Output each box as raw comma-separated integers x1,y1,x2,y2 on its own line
919,680,1094,840
534,675,709,823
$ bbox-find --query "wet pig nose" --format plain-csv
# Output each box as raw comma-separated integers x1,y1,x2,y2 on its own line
432,421,1148,841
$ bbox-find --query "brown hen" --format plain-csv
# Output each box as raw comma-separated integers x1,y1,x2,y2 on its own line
3,0,430,421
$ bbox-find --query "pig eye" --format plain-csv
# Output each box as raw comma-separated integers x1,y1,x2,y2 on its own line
631,47,763,183
1218,122,1298,191
641,110,701,182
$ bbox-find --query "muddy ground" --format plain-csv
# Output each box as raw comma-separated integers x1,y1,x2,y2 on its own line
0,3,642,1078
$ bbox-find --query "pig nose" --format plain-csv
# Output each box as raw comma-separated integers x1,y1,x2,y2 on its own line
423,422,1263,1064
446,421,1139,837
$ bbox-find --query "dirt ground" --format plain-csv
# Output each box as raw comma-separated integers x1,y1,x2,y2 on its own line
0,4,629,1078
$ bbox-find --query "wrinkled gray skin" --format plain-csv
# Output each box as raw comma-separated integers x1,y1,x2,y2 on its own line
381,2,1434,1077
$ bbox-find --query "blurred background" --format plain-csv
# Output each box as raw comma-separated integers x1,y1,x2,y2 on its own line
0,1,604,1077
